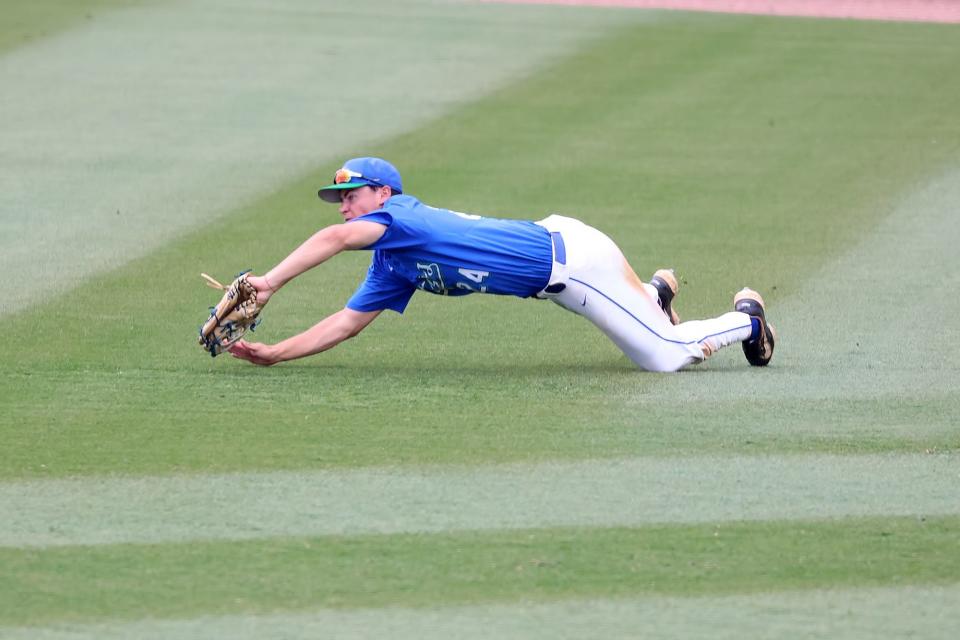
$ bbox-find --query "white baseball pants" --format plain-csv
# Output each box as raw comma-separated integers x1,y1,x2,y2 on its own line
535,215,753,372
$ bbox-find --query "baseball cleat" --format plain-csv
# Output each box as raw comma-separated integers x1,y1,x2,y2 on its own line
734,288,775,366
650,269,680,325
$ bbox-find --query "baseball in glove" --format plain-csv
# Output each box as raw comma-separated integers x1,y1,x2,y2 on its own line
198,270,265,357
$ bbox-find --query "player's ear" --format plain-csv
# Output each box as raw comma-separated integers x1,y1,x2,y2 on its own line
377,185,393,205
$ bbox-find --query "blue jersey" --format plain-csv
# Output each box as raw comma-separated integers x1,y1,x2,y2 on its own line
346,195,553,313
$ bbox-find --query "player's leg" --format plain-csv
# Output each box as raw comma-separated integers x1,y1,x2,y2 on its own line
554,263,753,372
669,313,755,361
645,269,755,360
655,279,775,367
535,216,755,372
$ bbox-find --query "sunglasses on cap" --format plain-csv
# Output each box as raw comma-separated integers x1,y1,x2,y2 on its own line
334,168,385,187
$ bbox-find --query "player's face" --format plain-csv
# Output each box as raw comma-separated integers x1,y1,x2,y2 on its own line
339,186,390,221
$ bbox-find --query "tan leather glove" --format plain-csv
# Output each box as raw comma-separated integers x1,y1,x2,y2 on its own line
198,271,265,357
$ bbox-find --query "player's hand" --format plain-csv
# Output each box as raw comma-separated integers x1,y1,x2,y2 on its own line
228,339,281,366
244,275,276,307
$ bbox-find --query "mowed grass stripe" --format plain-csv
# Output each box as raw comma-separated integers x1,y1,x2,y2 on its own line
5,585,959,640
772,166,960,396
2,454,956,548
2,517,958,627
628,165,960,402
0,0,152,55
0,0,638,315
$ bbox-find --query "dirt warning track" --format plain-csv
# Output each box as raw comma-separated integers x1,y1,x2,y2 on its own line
485,0,960,23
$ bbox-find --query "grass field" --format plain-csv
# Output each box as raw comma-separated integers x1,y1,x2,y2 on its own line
1,0,959,637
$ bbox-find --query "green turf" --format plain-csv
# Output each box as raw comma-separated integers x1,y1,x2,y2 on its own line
2,14,959,478
0,0,152,54
2,367,955,478
3,516,957,626
0,0,636,317
2,7,960,634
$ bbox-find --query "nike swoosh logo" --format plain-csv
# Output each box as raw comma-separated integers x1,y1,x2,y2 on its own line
580,295,587,306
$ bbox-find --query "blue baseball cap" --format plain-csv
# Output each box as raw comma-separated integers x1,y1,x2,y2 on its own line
317,157,403,203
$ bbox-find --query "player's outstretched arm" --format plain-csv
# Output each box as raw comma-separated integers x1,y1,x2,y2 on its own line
228,307,382,366
256,221,386,297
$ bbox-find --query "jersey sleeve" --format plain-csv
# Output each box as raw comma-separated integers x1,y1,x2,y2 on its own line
346,252,417,314
351,198,424,251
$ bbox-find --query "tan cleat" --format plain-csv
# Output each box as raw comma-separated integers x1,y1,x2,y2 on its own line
650,268,680,325
733,288,776,366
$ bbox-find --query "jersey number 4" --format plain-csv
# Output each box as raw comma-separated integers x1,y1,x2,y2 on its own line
457,268,489,293
415,263,490,294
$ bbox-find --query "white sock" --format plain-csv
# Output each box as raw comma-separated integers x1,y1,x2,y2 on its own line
674,311,754,358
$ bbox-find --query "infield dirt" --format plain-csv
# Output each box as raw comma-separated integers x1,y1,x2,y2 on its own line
487,0,960,23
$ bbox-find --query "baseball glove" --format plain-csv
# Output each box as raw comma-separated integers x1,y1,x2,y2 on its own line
198,270,264,357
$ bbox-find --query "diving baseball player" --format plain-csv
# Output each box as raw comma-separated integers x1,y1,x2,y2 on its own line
227,157,775,372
